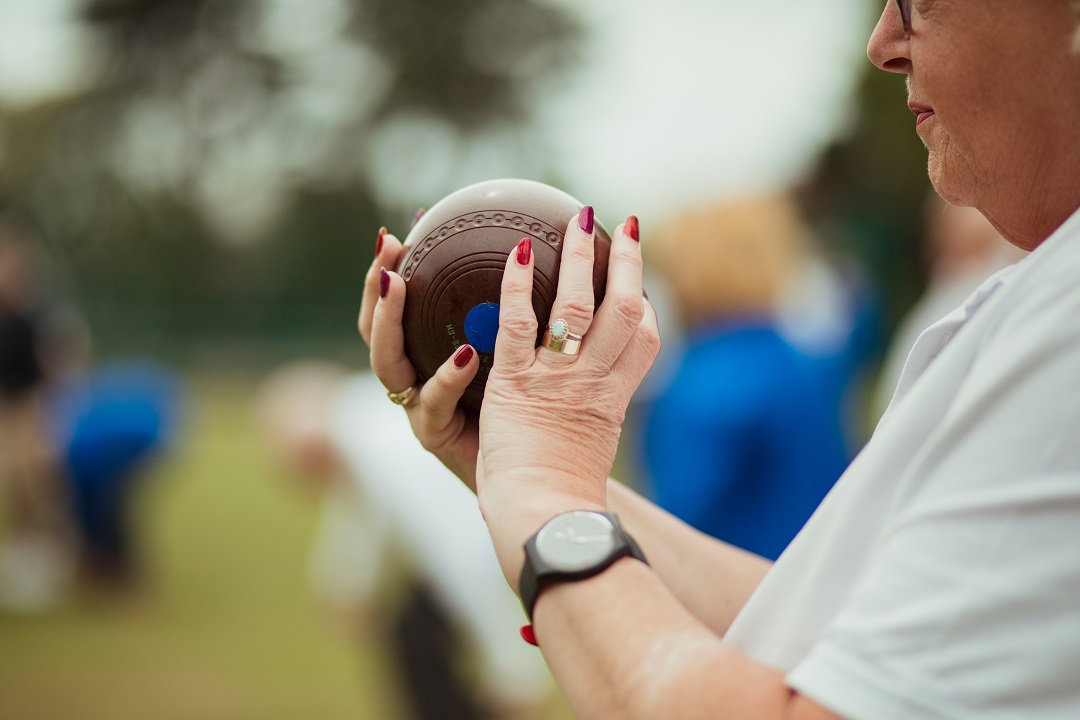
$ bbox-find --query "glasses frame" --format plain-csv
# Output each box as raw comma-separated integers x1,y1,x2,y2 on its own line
894,0,912,34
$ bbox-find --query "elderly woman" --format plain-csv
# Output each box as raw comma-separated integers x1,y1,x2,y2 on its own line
359,2,1080,718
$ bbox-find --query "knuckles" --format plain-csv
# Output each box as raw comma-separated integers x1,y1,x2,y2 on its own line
369,355,391,380
488,366,625,428
501,274,533,298
558,294,595,325
415,422,448,457
609,292,645,328
498,310,538,340
614,246,643,273
565,241,594,264
636,324,663,364
418,390,440,422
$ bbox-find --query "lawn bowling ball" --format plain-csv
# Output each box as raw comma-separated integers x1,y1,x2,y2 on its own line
396,178,611,414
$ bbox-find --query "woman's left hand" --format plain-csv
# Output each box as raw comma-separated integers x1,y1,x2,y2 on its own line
476,209,661,578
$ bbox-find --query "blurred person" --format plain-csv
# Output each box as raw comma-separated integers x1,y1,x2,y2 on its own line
358,2,1080,718
257,363,552,720
640,194,849,560
777,240,883,451
48,360,181,592
256,363,389,627
874,195,1027,418
0,224,72,612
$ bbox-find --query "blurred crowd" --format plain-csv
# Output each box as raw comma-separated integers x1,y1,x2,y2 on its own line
0,222,181,611
257,363,553,720
634,189,1023,562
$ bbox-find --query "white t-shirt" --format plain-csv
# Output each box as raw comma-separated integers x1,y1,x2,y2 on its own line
725,207,1080,720
871,246,1024,420
329,374,552,703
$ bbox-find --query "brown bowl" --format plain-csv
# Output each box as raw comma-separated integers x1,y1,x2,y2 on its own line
396,179,610,414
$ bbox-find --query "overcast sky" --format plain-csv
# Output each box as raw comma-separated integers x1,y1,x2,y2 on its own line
0,0,880,227
537,0,877,221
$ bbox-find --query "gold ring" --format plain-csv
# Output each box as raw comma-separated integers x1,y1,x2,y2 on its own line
541,318,583,355
387,385,419,407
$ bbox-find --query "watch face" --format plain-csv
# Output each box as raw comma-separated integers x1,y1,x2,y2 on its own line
536,512,618,572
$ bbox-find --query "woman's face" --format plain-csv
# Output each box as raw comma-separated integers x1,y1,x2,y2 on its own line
868,0,1080,246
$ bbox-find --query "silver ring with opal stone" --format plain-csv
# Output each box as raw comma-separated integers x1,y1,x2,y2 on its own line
541,318,583,355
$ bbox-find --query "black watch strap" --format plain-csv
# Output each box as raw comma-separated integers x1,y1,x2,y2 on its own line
519,511,648,622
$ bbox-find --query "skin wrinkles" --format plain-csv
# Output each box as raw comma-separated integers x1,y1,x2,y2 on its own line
872,0,1080,251
912,0,955,23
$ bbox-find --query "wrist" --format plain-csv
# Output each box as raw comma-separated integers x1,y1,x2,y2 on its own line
478,468,606,525
478,479,606,593
519,509,649,625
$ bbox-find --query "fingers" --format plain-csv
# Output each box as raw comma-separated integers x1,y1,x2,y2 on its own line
584,216,646,369
540,206,597,361
370,268,418,394
360,228,406,345
494,237,540,372
413,343,478,442
611,297,662,396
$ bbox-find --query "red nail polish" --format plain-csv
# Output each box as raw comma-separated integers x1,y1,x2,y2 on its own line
578,205,594,234
454,345,474,368
411,208,425,228
516,237,532,266
376,226,386,256
520,625,538,646
625,215,639,242
379,267,390,298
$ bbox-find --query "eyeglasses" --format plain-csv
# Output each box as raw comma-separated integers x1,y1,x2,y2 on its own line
893,0,912,34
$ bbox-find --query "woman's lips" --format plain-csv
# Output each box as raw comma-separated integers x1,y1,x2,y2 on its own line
909,103,934,128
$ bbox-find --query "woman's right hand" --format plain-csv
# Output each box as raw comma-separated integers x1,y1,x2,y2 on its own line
358,225,483,491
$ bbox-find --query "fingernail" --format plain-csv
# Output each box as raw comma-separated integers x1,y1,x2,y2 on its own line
516,237,532,266
520,624,538,646
411,208,425,228
578,205,594,235
625,215,639,242
454,345,474,368
379,267,390,298
375,226,386,256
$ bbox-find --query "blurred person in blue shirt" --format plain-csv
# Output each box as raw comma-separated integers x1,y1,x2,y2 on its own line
776,239,883,454
49,361,181,591
640,193,849,561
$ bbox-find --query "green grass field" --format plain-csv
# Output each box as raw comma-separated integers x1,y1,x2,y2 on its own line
0,375,570,719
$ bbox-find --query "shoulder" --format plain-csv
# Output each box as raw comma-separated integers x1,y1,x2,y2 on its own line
972,234,1080,371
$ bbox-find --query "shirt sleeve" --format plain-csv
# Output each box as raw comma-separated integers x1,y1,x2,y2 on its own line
788,279,1080,720
643,364,754,532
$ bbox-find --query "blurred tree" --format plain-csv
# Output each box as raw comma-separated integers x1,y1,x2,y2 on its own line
0,0,581,360
0,0,937,363
798,23,934,337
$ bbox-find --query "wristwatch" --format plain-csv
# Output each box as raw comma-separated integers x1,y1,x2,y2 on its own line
519,510,648,622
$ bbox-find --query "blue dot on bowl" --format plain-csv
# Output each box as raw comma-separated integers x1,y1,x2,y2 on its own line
464,303,500,354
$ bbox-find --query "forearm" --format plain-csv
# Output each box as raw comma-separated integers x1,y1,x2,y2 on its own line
531,550,796,720
606,478,771,636
482,481,832,720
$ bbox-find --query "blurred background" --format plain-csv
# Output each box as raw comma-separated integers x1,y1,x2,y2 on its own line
0,0,1009,717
